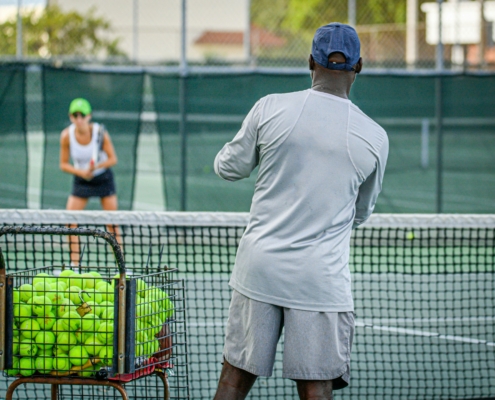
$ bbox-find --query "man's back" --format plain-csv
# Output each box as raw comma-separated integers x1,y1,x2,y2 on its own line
215,88,388,311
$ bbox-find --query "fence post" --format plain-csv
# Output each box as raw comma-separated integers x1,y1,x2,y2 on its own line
133,0,139,61
406,0,418,67
435,0,444,213
244,0,251,65
180,0,188,211
16,0,22,59
435,76,443,213
436,0,444,71
348,0,356,27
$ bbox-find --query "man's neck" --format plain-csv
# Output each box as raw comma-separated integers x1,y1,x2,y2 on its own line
311,83,349,100
310,68,353,100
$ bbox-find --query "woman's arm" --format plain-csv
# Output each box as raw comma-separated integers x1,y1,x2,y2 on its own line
59,129,93,179
94,131,118,170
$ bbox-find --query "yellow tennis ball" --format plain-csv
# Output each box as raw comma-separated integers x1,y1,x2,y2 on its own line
69,345,89,366
406,232,415,240
20,319,41,339
19,357,36,376
32,295,53,316
84,335,104,356
53,355,71,372
6,356,20,376
35,355,53,374
35,330,56,350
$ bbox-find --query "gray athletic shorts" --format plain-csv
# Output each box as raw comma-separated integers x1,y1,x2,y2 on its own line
223,290,355,390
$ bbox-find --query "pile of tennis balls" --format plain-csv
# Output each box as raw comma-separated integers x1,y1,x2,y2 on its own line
6,270,174,377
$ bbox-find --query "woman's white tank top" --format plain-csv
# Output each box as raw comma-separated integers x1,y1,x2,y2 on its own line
69,123,108,177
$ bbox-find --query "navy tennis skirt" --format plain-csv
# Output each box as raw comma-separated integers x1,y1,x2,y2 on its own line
72,169,116,198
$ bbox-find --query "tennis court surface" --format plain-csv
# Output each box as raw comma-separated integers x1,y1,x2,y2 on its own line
0,210,494,399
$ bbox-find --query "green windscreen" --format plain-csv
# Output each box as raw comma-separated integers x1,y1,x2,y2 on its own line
441,75,495,213
151,72,495,213
351,74,495,213
0,65,27,208
350,75,437,213
151,73,310,211
150,75,181,211
41,66,144,210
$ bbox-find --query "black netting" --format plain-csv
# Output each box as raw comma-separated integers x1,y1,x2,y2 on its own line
1,213,493,399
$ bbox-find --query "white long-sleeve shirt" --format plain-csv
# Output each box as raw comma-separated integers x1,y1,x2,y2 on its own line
214,89,388,312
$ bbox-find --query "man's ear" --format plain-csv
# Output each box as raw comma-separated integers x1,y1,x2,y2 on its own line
309,54,316,71
354,57,363,74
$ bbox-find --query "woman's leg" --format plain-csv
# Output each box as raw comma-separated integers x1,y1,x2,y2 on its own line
100,195,121,246
66,195,89,266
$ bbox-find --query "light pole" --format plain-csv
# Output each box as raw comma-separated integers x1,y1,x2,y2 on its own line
16,0,23,59
244,0,251,65
406,0,418,67
179,0,188,211
133,0,139,61
348,0,356,27
436,0,444,70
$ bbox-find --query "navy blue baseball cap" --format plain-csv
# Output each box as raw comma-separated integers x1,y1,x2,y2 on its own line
312,23,361,71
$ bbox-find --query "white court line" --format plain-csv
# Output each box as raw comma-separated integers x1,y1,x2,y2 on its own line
355,321,495,346
187,319,495,347
359,316,495,325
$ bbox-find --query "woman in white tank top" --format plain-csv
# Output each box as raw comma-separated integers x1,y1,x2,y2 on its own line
60,98,119,265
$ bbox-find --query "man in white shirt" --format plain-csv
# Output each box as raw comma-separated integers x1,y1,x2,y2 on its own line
213,23,388,400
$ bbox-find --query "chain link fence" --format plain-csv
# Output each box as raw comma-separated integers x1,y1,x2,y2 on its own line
1,0,495,70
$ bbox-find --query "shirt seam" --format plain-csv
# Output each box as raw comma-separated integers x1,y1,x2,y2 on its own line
260,90,311,154
346,105,365,181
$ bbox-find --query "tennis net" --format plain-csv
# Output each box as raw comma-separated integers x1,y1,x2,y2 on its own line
0,210,494,400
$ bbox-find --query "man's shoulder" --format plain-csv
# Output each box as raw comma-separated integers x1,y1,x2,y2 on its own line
260,89,310,106
349,103,387,137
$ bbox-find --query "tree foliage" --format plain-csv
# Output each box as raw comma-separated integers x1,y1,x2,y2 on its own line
0,4,125,58
252,0,408,42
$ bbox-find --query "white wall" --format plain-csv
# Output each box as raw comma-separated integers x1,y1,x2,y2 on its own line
0,4,44,23
53,0,248,62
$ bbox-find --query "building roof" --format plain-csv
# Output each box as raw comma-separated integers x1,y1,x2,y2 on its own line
195,25,286,47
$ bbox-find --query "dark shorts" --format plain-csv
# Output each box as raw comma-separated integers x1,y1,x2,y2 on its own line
71,169,116,199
